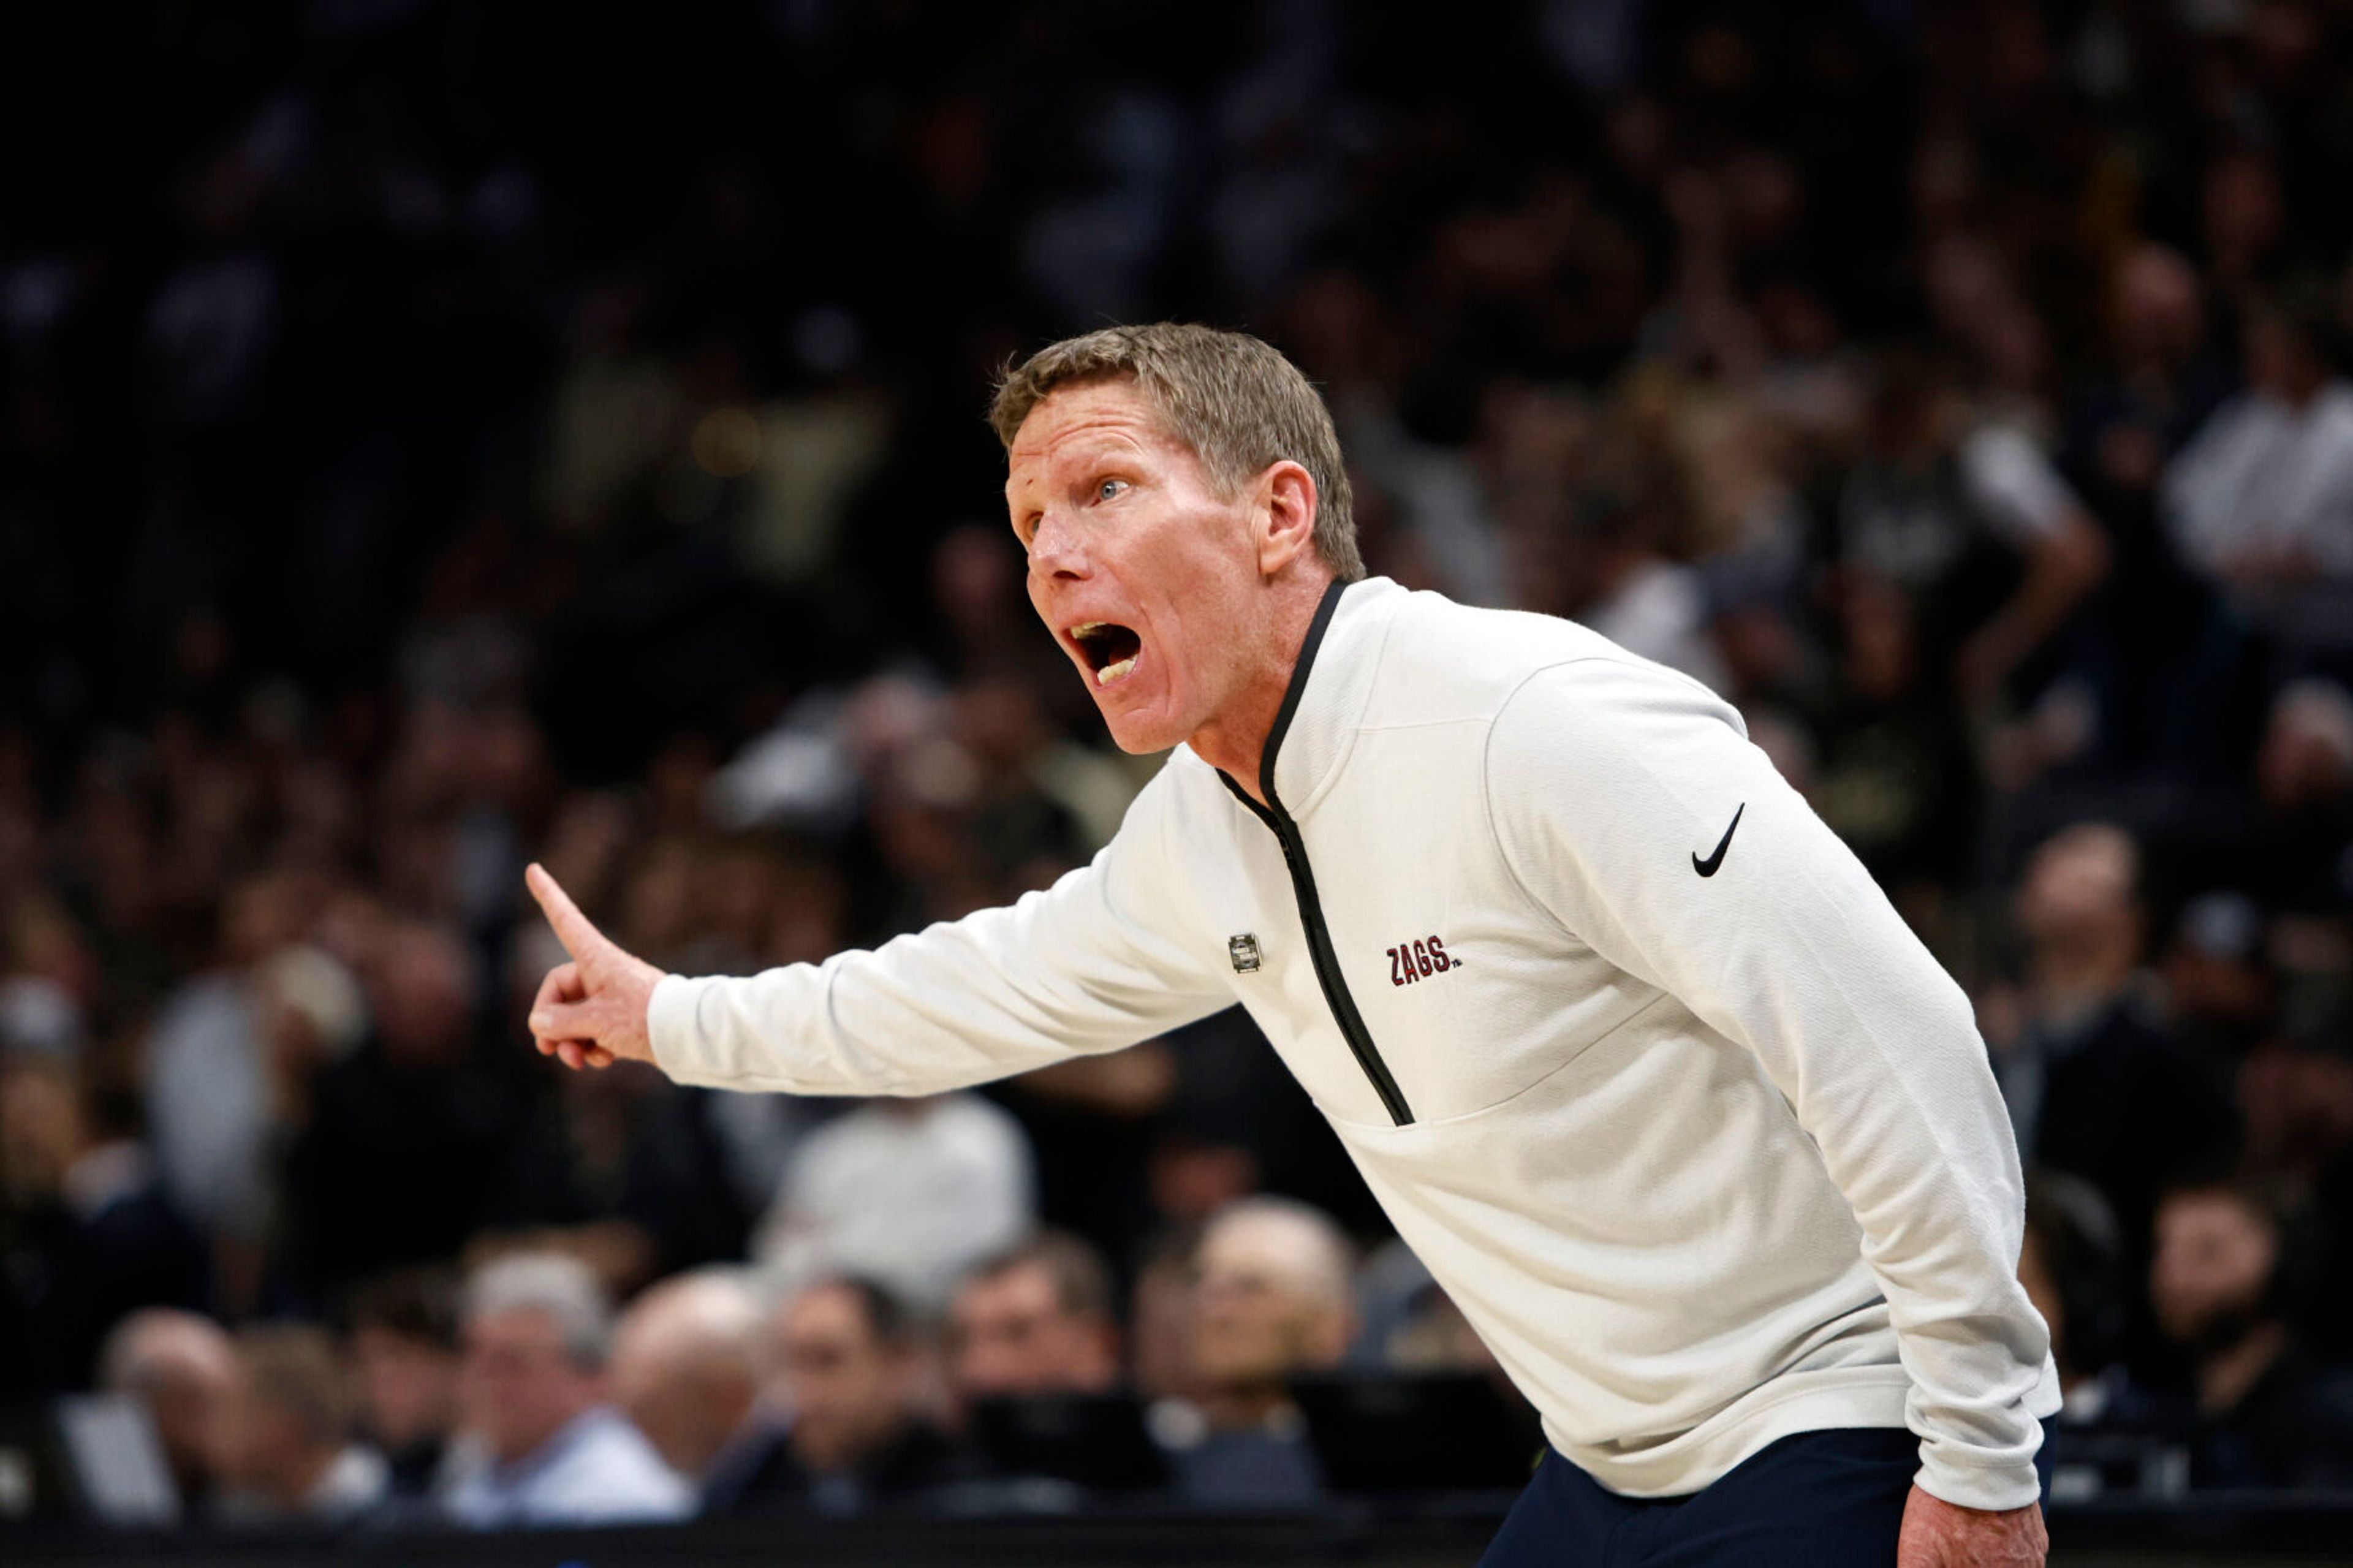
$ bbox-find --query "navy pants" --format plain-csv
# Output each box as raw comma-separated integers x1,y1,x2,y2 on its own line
1480,1422,2054,1567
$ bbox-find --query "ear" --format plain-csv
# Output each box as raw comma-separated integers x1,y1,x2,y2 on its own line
1256,461,1320,577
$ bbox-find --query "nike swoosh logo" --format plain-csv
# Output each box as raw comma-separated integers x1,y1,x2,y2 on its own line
1692,803,1745,877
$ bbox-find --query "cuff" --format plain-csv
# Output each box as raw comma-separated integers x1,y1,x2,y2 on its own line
646,971,711,1082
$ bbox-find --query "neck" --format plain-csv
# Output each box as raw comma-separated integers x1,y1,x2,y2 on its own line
2198,1320,2288,1415
1191,572,1338,805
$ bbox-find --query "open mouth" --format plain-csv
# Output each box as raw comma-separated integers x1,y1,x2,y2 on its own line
1068,621,1142,687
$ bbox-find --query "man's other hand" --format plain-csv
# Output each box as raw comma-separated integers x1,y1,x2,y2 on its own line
1897,1484,2047,1567
523,862,668,1072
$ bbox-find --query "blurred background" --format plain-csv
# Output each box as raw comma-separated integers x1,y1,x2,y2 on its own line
3,0,2353,1561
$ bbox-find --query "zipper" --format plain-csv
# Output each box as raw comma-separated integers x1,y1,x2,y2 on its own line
1220,581,1415,1127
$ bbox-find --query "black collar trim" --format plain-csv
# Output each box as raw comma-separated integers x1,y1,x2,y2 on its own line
1240,577,1349,810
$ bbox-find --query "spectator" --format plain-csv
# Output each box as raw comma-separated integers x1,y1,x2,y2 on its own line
97,1308,237,1512
1838,349,2109,705
441,1252,692,1528
2160,893,2278,1061
2162,281,2353,658
277,922,528,1310
2150,1177,2353,1488
0,1037,207,1391
2249,680,2353,917
2021,1171,2201,1503
947,1229,1122,1407
703,1275,966,1515
1996,823,2240,1261
607,1269,765,1487
1151,1197,1355,1509
346,1268,463,1500
216,1324,389,1523
751,1093,1034,1314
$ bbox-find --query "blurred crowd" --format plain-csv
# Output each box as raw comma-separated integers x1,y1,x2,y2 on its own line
6,0,2353,1531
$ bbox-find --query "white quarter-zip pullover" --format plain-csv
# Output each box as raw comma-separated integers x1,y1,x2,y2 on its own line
651,577,2060,1510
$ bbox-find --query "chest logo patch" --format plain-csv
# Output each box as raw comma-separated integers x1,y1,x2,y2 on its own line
1388,934,1460,987
1229,933,1262,974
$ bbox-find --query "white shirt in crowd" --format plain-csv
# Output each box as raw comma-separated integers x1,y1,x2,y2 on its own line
751,1091,1034,1314
441,1406,692,1529
2164,381,2353,577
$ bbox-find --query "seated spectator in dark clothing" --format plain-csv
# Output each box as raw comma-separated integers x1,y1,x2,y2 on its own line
2018,1172,2194,1499
608,1269,764,1488
440,1252,692,1527
215,1324,388,1523
0,1036,208,1392
99,1309,237,1513
2151,1177,2353,1488
947,1229,1121,1410
703,1274,967,1515
1150,1197,1352,1509
485,1064,756,1297
276,923,529,1310
1996,824,2241,1265
346,1268,463,1500
2248,681,2353,918
2160,892,2278,1061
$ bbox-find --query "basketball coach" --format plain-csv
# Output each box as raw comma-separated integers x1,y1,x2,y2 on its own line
525,324,2058,1566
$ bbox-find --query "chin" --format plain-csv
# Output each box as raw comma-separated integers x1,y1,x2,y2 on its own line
1099,700,1193,756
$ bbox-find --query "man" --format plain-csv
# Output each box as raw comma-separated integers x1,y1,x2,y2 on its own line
749,1090,1034,1315
215,1325,388,1523
527,323,2058,1563
1153,1196,1354,1508
280,922,526,1308
1839,347,2108,705
947,1229,1121,1405
2149,1177,2353,1488
345,1268,462,1499
701,1275,966,1514
607,1269,765,1486
98,1308,237,1511
1995,823,2238,1263
2163,280,2353,658
440,1251,692,1527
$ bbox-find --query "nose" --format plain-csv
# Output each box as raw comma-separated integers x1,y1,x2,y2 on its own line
1028,507,1088,581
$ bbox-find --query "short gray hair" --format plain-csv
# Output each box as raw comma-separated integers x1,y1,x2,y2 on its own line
463,1252,615,1369
989,322,1364,581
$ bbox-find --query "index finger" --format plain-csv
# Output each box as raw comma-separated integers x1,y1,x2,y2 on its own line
525,862,607,963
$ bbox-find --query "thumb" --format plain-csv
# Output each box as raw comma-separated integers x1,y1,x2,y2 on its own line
525,862,612,968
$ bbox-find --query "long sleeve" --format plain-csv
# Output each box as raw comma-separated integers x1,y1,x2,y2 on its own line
648,765,1233,1097
1485,657,2055,1512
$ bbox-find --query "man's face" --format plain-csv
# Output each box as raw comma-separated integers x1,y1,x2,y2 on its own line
351,1326,458,1453
777,1286,911,1476
458,1307,599,1464
2151,1192,2278,1349
949,1262,1117,1402
1006,381,1268,756
1191,1220,1347,1391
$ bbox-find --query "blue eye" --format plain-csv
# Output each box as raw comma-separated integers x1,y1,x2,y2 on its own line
1097,478,1127,502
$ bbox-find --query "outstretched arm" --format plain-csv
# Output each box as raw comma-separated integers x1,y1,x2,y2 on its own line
525,767,1234,1097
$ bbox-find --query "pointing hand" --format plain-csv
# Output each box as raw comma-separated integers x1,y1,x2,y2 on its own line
523,862,668,1072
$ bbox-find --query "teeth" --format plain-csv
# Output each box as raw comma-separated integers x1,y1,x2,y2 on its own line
1070,622,1106,638
1094,657,1137,686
